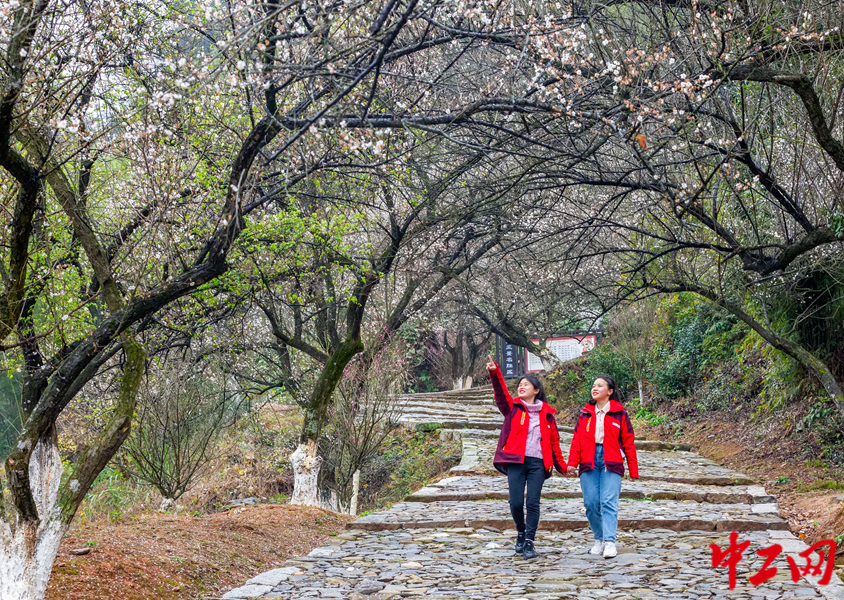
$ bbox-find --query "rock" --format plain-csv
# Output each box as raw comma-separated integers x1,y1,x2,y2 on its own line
69,548,91,556
354,579,386,595
221,584,273,599
159,498,177,512
227,497,260,509
246,567,300,586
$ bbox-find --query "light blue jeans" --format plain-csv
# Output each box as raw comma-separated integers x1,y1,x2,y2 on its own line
579,444,622,542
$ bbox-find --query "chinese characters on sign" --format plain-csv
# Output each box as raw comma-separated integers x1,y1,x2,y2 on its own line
525,335,597,372
711,531,837,589
495,337,524,378
495,332,602,377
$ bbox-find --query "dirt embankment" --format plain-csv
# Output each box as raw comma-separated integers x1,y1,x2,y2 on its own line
46,505,353,600
638,413,844,548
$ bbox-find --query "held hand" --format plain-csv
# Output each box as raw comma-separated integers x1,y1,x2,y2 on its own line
485,354,496,371
565,465,578,478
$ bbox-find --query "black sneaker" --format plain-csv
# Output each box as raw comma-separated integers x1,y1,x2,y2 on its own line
522,539,537,560
514,532,526,554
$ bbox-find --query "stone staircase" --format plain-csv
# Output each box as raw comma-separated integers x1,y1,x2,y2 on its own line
219,387,844,600
392,386,506,431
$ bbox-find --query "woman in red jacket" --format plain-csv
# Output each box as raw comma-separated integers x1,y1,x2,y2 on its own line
486,356,567,560
565,375,638,559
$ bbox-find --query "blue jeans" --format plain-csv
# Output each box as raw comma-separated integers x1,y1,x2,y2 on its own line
579,444,622,542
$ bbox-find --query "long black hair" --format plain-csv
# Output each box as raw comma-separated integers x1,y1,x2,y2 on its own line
588,374,622,405
518,374,547,402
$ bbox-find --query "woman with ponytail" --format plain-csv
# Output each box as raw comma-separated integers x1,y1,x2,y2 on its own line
486,355,567,560
565,375,638,558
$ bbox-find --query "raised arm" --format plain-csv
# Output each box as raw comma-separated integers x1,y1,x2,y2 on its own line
486,354,513,416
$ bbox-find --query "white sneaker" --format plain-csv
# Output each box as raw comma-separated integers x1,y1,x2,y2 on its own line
589,540,605,555
603,542,617,558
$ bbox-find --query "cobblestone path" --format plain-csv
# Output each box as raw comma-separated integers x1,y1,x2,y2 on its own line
219,389,844,600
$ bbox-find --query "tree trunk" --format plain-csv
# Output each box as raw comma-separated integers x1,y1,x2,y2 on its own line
691,288,844,420
289,439,323,507
638,380,645,406
452,375,474,390
777,340,844,418
349,469,360,516
0,436,67,600
329,489,341,512
537,343,563,372
471,308,563,371
293,337,363,503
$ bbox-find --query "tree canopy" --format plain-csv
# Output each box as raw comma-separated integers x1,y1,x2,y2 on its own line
0,0,843,597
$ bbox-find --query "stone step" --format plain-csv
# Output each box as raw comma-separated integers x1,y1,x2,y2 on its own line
397,398,499,406
400,418,504,429
349,498,787,532
404,420,504,431
402,405,490,411
397,396,498,403
407,475,777,504
397,400,497,410
398,401,498,408
395,406,501,414
396,407,504,418
397,396,495,403
397,386,494,398
401,421,577,434
233,528,840,600
438,427,690,451
447,467,756,486
220,381,830,600
439,428,500,440
450,437,736,482
397,394,487,398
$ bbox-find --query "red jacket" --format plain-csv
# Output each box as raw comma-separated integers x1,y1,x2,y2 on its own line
489,365,567,478
567,400,639,479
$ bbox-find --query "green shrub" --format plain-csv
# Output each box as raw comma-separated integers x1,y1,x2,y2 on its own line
649,296,710,398
756,342,812,411
647,295,750,400
544,358,588,411
79,467,157,522
585,344,636,400
544,344,637,412
358,427,460,510
797,479,844,492
635,406,667,427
